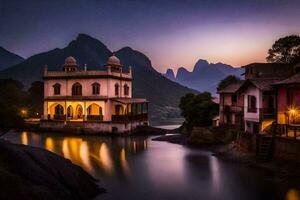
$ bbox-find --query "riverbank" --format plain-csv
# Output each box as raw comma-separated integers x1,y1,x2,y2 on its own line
153,132,300,179
22,123,169,136
0,139,105,200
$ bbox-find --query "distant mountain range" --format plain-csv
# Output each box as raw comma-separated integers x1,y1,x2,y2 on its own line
163,59,244,94
0,34,197,124
0,47,24,70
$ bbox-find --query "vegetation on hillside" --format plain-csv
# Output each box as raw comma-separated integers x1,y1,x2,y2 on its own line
179,92,218,132
0,79,43,131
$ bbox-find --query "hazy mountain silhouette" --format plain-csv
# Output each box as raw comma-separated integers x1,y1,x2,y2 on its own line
0,34,196,123
164,59,244,94
0,47,24,70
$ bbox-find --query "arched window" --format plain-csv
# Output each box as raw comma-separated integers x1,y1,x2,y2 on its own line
53,83,61,95
115,83,119,96
54,104,64,115
92,83,100,95
72,83,82,96
124,84,129,96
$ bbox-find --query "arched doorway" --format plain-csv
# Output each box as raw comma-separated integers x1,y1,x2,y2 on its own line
115,105,123,115
75,105,83,120
54,104,64,115
87,104,102,115
67,106,73,119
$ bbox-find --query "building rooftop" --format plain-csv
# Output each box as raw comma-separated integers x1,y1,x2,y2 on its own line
272,73,300,85
217,80,245,94
237,78,283,92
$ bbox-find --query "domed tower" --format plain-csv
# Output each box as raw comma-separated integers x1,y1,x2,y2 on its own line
106,53,122,72
63,56,78,72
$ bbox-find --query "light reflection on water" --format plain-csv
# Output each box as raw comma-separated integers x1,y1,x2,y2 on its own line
3,131,300,200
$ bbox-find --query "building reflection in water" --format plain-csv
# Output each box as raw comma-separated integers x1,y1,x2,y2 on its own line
286,189,300,200
120,147,131,176
45,137,54,152
209,156,221,195
21,131,28,145
17,133,148,178
99,143,114,175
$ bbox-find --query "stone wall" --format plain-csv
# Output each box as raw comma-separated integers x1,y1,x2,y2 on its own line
274,137,300,161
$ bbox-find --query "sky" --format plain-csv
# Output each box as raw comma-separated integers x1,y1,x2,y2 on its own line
0,0,300,73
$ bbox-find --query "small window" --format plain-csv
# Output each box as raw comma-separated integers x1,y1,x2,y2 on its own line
115,83,119,96
92,83,100,95
231,94,237,104
124,84,129,96
53,83,61,95
247,95,257,113
72,83,82,96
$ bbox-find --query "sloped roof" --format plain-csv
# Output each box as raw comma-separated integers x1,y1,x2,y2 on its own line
272,74,300,85
237,78,283,92
217,80,245,93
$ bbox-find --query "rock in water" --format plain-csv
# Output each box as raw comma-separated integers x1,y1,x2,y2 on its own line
0,139,104,200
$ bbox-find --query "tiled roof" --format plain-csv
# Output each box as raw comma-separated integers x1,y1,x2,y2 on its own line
250,78,283,91
272,74,300,85
236,78,283,93
218,80,245,93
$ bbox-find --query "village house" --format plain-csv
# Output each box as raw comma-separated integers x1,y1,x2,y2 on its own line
272,64,300,139
218,81,245,129
40,54,149,133
217,63,295,134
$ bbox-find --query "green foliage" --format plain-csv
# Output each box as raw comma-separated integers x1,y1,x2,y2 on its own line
266,35,300,64
0,79,26,130
0,79,44,131
217,75,240,91
179,92,218,131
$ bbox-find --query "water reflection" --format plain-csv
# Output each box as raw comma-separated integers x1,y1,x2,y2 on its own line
286,189,300,200
3,132,300,200
21,131,28,145
12,133,148,178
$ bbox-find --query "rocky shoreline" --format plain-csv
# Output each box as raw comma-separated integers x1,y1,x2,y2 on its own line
153,133,300,179
0,139,105,200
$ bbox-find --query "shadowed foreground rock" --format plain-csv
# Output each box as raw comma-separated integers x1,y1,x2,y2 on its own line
0,139,104,200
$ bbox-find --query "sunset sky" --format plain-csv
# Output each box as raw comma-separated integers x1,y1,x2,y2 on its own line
1,0,300,73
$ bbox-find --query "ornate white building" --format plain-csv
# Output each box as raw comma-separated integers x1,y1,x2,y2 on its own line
41,54,148,133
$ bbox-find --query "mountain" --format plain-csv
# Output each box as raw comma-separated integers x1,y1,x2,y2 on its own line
0,34,196,123
164,59,244,94
164,68,176,81
0,47,24,70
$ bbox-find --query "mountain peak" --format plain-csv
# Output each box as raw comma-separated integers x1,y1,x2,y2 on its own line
193,59,209,73
164,68,176,81
0,47,24,70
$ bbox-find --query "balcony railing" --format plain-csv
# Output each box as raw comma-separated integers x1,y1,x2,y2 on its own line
87,115,103,121
53,114,66,120
261,108,275,119
112,113,148,122
247,107,257,113
220,105,243,113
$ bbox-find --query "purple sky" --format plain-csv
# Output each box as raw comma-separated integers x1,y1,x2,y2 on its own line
1,0,300,72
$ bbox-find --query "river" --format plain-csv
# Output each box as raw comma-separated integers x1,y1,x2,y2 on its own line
2,131,300,200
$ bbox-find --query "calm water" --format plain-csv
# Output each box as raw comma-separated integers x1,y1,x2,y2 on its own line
3,131,300,200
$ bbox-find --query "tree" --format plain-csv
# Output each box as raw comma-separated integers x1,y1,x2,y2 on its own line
26,81,44,117
266,35,300,64
179,92,218,131
217,75,240,91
